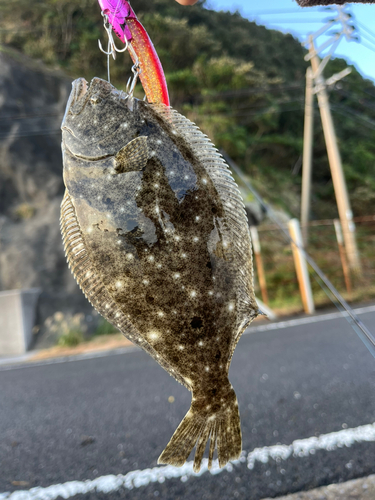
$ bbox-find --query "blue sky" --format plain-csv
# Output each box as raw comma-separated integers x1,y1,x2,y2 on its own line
206,0,375,83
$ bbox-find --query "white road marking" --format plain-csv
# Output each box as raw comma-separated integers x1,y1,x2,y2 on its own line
246,304,375,334
0,305,374,371
2,422,375,499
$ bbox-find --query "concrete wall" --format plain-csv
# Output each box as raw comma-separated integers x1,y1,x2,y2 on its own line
0,288,40,355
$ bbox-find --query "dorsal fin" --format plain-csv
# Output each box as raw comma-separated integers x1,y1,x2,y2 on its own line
114,136,148,173
151,104,259,358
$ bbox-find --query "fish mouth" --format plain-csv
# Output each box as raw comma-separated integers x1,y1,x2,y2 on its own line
72,78,89,103
62,78,115,123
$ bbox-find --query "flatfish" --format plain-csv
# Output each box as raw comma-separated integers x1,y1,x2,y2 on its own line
60,77,259,472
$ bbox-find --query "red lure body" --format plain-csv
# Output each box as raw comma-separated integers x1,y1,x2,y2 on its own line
98,0,170,106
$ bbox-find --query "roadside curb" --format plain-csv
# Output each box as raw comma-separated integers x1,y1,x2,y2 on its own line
261,474,375,499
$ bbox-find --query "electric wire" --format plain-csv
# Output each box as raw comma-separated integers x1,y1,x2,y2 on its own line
358,31,375,49
360,40,375,55
0,129,61,140
222,153,375,359
356,20,375,43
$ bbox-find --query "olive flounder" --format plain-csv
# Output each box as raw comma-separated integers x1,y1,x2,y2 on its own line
60,77,259,472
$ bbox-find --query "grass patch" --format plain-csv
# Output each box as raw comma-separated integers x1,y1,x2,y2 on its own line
58,329,84,347
94,318,119,336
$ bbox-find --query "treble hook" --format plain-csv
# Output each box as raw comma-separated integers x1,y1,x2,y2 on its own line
98,12,128,61
126,44,142,97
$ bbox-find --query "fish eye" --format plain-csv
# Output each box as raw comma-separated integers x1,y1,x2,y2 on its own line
90,94,102,105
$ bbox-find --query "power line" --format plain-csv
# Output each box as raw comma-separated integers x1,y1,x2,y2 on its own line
0,129,61,140
256,19,326,24
356,20,375,43
360,40,375,55
358,31,375,49
223,153,375,360
0,112,62,122
248,8,317,15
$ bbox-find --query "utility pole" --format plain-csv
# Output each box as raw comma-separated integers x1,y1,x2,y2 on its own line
300,67,314,246
306,38,361,273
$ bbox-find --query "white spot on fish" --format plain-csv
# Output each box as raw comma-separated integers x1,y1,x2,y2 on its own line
205,366,210,372
184,175,189,180
193,237,199,242
228,303,234,311
195,216,200,221
117,240,122,245
150,151,156,157
116,281,122,288
198,341,204,346
202,178,208,184
149,331,159,341
178,345,184,350
157,311,164,317
154,183,159,188
120,207,125,213
181,253,187,258
126,253,133,260
122,123,128,128
156,139,162,145
157,264,162,268
173,273,181,279
148,255,155,262
143,279,149,285
87,227,93,234
190,291,197,298
208,291,214,296
175,235,181,242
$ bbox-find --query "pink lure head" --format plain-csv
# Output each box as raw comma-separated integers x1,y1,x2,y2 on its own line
98,0,136,43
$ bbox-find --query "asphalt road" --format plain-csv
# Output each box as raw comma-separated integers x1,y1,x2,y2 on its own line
1,307,375,500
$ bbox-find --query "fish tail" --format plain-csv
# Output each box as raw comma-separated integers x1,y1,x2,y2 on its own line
158,382,241,472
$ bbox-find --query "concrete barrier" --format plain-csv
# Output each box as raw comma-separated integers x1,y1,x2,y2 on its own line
0,288,41,355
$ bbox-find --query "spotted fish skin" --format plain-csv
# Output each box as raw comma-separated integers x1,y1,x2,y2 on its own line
61,77,259,472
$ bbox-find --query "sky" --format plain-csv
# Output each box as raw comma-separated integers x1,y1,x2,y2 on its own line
206,0,375,83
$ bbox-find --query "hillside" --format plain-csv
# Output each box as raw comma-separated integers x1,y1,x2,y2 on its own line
0,0,374,327
1,0,374,219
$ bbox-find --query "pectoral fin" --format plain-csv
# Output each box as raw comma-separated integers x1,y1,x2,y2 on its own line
114,136,149,173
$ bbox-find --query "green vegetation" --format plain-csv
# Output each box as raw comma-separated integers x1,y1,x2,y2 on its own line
57,328,84,347
44,312,87,346
1,0,374,219
94,318,119,336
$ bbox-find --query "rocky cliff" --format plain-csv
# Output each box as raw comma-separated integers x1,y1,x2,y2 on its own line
0,47,96,340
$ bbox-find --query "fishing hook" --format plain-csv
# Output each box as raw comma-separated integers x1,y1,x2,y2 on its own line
98,12,128,60
126,43,142,97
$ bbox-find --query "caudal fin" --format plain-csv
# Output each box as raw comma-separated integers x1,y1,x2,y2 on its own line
158,386,241,472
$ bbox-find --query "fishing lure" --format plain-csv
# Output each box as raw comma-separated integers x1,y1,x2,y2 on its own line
97,0,169,106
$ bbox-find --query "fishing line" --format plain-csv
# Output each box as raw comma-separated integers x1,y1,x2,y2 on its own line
222,152,375,360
